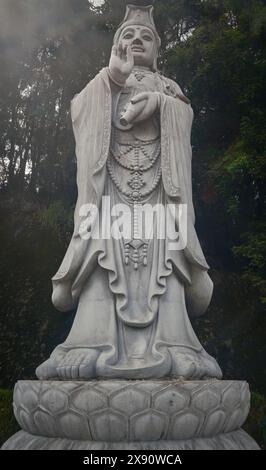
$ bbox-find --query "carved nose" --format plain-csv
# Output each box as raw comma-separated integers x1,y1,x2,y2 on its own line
132,38,143,45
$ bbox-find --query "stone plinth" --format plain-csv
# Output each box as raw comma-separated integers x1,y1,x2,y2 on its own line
2,379,260,450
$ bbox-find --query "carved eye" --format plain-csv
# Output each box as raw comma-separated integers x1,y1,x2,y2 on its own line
123,33,133,40
143,35,152,41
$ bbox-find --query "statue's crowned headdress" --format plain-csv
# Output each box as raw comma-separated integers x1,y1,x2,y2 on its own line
114,4,161,48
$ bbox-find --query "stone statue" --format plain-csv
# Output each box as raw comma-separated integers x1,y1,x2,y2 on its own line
3,3,259,451
36,4,222,381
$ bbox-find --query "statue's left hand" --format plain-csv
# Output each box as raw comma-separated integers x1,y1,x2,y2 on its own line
120,92,161,126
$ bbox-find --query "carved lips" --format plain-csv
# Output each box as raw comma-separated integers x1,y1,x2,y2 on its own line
131,46,145,53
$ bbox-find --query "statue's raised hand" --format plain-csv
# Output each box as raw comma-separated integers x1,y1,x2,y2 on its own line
108,45,134,87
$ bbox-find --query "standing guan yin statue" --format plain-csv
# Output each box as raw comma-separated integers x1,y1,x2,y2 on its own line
2,3,260,450
36,4,222,382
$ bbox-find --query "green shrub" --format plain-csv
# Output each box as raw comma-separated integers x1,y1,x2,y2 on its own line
0,389,20,447
244,392,266,449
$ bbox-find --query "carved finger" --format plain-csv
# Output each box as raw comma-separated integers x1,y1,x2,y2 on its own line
126,45,134,67
132,96,158,123
120,101,146,126
122,45,129,62
111,45,118,56
131,92,149,105
118,42,123,59
133,108,151,123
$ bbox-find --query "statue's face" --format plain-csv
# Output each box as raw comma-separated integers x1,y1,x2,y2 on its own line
119,25,157,67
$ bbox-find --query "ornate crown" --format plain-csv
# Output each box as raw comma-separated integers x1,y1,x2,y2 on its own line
114,4,161,47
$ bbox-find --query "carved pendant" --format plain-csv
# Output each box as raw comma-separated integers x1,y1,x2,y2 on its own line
124,239,148,270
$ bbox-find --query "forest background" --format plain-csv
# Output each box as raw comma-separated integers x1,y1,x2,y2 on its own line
0,0,265,447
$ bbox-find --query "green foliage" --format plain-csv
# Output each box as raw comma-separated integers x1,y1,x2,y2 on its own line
0,196,71,388
194,270,266,392
233,227,266,304
0,390,20,447
162,0,266,304
244,392,266,449
38,201,74,244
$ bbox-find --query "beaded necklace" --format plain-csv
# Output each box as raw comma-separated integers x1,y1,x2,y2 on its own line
107,157,162,204
110,139,161,172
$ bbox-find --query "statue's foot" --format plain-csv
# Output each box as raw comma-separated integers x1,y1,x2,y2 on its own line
201,350,223,380
170,349,198,379
36,348,100,380
170,347,222,380
56,348,99,380
36,358,59,380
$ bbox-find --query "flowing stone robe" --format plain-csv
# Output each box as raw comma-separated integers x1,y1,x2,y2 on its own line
49,67,222,380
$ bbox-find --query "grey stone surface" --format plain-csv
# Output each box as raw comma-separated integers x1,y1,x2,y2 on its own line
2,429,260,450
13,380,250,442
35,4,222,382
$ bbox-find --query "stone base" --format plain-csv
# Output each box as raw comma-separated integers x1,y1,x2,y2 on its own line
1,379,260,450
3,429,259,450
